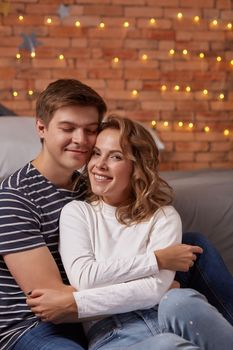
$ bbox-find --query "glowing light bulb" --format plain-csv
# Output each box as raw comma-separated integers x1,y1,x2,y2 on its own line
183,49,188,55
28,90,34,96
203,89,208,95
230,59,233,66
194,16,200,23
227,22,232,30
199,52,205,59
219,93,224,100
18,15,24,21
216,56,222,62
99,22,105,29
151,120,157,127
185,86,191,92
211,19,218,26
204,126,210,133
149,18,156,25
46,17,52,24
174,85,180,91
224,129,230,136
161,85,167,92
178,121,183,127
163,121,169,127
12,91,18,97
169,49,175,55
177,12,183,19
142,54,148,61
59,54,64,60
30,51,36,58
131,89,138,96
188,122,194,129
123,21,129,28
75,20,81,27
113,57,119,63
16,53,21,59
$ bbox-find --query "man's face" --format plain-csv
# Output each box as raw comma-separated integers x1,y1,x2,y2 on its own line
37,105,99,172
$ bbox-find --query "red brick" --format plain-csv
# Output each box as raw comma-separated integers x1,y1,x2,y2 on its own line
211,141,233,151
124,69,160,80
176,141,209,152
176,162,210,170
162,151,194,162
84,5,123,16
195,152,226,162
159,131,195,141
179,0,214,7
124,7,163,18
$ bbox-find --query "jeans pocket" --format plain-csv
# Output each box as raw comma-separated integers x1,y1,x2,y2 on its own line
89,328,118,350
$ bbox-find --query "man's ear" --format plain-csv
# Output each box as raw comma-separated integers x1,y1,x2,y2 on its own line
36,119,47,140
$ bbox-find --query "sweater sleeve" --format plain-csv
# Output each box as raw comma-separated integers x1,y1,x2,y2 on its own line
59,202,159,290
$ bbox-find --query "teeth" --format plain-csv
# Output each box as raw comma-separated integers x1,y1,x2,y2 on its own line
94,174,108,180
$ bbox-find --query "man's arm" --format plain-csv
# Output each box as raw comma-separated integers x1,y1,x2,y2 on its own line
3,246,66,294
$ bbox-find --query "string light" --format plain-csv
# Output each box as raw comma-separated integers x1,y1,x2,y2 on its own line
16,53,21,59
226,22,232,30
18,15,24,21
59,54,64,60
199,52,205,59
230,60,233,66
174,85,180,91
28,90,34,96
46,17,52,24
141,54,148,61
178,121,183,127
169,49,175,55
112,57,119,63
30,51,36,58
99,22,105,29
75,20,81,27
12,91,18,97
182,49,188,55
161,84,167,92
224,129,230,136
216,56,222,62
151,120,157,128
188,122,194,129
163,121,169,127
211,19,218,26
185,86,191,92
131,89,138,96
203,89,208,95
193,16,200,23
149,18,156,25
123,21,129,28
177,12,183,20
219,93,224,100
204,126,210,133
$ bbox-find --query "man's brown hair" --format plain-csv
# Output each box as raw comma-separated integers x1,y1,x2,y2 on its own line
36,79,107,125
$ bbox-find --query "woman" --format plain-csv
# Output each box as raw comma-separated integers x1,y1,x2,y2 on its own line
51,116,233,349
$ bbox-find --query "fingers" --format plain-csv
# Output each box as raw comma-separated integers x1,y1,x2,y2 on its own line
191,245,203,254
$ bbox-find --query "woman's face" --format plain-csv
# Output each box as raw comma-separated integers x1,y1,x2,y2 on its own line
88,128,133,206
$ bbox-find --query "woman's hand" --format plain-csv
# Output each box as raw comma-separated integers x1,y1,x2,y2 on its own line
155,244,203,272
26,286,79,324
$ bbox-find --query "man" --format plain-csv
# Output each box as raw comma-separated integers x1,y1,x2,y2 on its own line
0,79,107,350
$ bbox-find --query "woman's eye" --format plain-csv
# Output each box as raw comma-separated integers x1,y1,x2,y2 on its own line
62,128,73,132
111,155,122,160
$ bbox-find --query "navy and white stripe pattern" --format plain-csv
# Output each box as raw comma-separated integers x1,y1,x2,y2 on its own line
0,163,86,350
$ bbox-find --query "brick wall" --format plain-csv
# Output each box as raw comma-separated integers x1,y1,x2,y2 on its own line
0,0,232,170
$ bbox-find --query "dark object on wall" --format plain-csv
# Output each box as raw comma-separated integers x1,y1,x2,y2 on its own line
0,104,17,116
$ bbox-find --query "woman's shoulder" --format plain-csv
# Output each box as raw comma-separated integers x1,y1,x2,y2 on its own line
153,205,181,220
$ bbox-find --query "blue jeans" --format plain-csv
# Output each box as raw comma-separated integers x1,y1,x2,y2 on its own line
179,232,233,325
13,322,87,350
87,289,233,350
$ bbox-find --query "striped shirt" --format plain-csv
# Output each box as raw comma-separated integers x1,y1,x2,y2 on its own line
0,163,86,350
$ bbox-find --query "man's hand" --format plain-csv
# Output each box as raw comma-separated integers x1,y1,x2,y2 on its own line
155,244,203,272
26,286,79,324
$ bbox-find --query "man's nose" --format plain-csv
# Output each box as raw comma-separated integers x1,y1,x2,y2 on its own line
72,129,87,144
